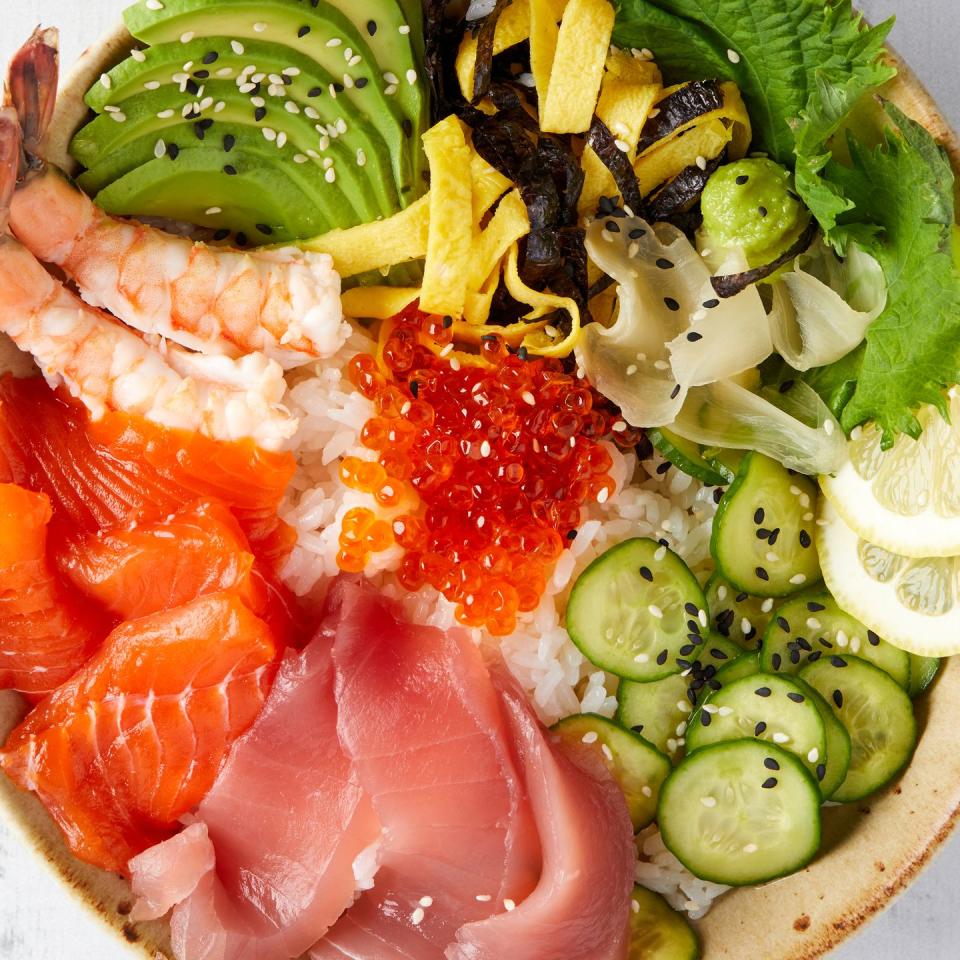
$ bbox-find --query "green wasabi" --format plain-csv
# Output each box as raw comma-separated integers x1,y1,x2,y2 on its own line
701,159,811,266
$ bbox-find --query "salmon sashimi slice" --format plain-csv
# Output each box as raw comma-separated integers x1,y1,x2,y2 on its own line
0,482,106,695
310,580,540,960
162,638,381,960
0,591,277,874
446,668,636,960
0,375,296,567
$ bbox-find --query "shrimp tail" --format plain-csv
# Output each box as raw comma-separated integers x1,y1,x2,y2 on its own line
5,27,59,167
0,107,23,231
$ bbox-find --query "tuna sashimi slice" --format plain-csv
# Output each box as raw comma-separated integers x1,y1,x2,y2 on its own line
310,581,540,960
0,482,106,695
0,591,277,873
167,637,381,960
129,821,215,922
0,375,296,567
445,670,635,960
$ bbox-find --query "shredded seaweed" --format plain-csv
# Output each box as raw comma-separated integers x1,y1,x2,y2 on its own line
472,0,516,102
647,150,726,223
636,79,725,153
586,116,646,217
711,220,819,298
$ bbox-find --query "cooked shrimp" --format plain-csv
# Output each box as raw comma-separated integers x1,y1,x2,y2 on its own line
7,29,348,370
0,108,297,450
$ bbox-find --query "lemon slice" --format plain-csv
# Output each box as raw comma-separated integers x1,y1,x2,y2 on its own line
817,498,960,657
820,394,960,558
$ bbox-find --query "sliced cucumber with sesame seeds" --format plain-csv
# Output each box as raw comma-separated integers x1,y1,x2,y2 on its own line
648,428,729,487
908,654,941,698
799,656,917,804
567,538,708,682
553,714,671,830
760,592,910,689
629,886,701,960
658,740,821,886
686,673,827,784
705,573,771,650
790,677,852,800
711,453,821,597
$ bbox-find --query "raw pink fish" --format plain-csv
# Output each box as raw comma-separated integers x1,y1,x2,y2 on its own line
129,821,215,922
309,581,540,960
445,668,636,960
166,637,380,960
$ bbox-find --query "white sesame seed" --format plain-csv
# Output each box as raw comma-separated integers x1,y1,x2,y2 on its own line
205,206,222,215
343,73,355,89
307,148,320,159
153,138,166,159
761,598,775,613
614,138,630,153
641,48,654,59
250,95,266,107
696,155,708,170
718,706,734,717
698,609,708,628
216,67,233,77
648,107,661,118
741,617,752,636
276,131,287,148
200,96,214,110
641,785,653,798
700,796,717,808
772,732,790,744
180,31,195,43
336,117,348,134
634,653,650,664
581,731,599,744
703,703,719,715
327,37,342,47
323,157,334,170
231,40,245,55
476,894,492,902
239,82,257,93
283,67,301,77
503,899,516,912
384,71,399,85
293,153,309,164
824,419,835,435
262,127,277,142
667,738,678,753
799,493,811,508
399,24,412,34
285,100,300,113
181,103,195,118
789,573,807,585
385,84,398,96
654,546,667,562
601,744,614,762
100,73,112,89
653,359,670,371
349,55,363,67
765,551,779,563
253,22,267,33
808,748,820,763
480,440,492,457
406,69,418,85
144,80,161,90
410,907,425,925
419,896,433,907
612,421,627,433
131,48,146,62
625,364,638,376
110,112,127,123
648,604,663,619
145,0,164,9
325,167,337,183
597,486,610,504
303,106,320,121
743,843,759,854
252,72,267,83
727,48,741,63
104,104,120,113
632,899,640,914
675,722,687,736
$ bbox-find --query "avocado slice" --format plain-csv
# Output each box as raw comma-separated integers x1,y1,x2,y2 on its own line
71,80,393,225
123,0,427,201
83,35,411,203
94,146,327,243
77,123,357,239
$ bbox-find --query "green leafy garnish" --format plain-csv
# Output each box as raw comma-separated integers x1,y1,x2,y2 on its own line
611,0,894,162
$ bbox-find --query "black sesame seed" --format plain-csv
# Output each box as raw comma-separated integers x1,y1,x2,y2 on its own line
690,678,705,692
194,122,206,140
817,763,827,781
688,688,699,705
808,651,822,662
684,602,699,616
670,384,681,399
367,19,378,35
656,461,671,475
659,538,669,548
223,163,237,175
686,619,700,634
611,206,628,218
756,566,769,581
203,51,219,64
703,298,720,309
713,487,724,504
831,656,848,668
356,77,369,88
409,381,419,398
223,134,236,152
193,69,210,79
402,119,414,139
333,82,345,93
777,616,790,633
768,528,780,546
185,78,200,96
779,379,796,394
517,346,529,361
631,724,644,734
676,658,692,670
598,196,614,215
755,721,767,735
754,508,765,524
762,777,778,789
736,175,749,185
254,106,267,122
787,692,805,703
308,86,322,97
679,644,696,657
298,24,311,37
716,609,735,632
797,638,813,652
736,593,748,603
758,206,768,217
799,530,812,549
756,528,770,540
639,566,653,582
833,689,844,708
772,653,782,670
755,687,772,698
566,529,578,540
789,648,801,665
655,257,674,270
764,757,780,771
213,228,230,241
628,227,647,239
256,223,273,235
707,678,722,691
235,231,248,247
701,711,712,727
604,220,620,233
686,331,703,342
710,648,729,660
664,297,681,312
818,637,834,649
282,74,293,85
867,630,880,646
656,649,669,666
167,143,180,160
688,634,704,646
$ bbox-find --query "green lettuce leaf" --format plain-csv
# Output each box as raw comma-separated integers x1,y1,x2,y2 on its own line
611,0,894,162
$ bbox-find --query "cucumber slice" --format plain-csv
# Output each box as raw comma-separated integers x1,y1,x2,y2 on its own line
567,538,708,681
908,654,941,698
799,656,917,803
629,886,701,960
760,592,910,689
553,714,671,830
711,453,821,597
617,674,690,761
686,673,827,783
705,573,771,650
658,740,821,886
649,428,729,487
791,677,852,799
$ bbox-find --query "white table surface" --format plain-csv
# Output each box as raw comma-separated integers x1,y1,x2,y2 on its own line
1,1,959,958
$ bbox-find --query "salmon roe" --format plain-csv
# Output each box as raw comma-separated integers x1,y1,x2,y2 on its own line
340,306,643,636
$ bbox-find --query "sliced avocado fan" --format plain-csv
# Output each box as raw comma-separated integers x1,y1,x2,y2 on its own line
71,0,429,246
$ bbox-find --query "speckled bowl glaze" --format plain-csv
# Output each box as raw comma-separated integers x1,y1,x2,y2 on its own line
2,21,960,960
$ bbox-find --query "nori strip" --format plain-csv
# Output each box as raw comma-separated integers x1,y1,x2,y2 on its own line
585,116,645,217
647,150,726,222
710,220,819,298
472,0,515,103
636,80,725,154
588,273,616,300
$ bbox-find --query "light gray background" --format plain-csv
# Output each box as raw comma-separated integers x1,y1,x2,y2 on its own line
0,2,958,958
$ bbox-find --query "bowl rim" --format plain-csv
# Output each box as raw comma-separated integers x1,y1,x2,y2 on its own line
4,16,960,960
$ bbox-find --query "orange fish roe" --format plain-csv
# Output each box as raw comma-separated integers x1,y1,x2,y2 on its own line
342,306,644,636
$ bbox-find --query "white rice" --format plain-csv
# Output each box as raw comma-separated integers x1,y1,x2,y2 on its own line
279,321,725,916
